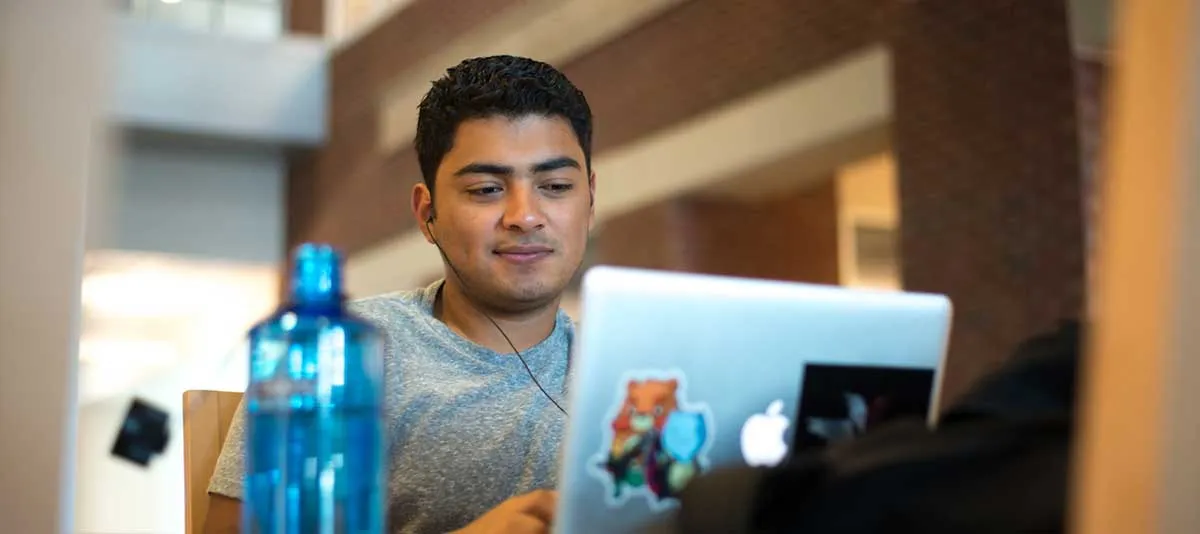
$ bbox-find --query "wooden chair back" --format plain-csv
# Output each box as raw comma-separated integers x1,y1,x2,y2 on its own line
182,390,243,534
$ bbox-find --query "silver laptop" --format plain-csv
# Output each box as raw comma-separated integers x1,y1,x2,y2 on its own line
553,266,953,534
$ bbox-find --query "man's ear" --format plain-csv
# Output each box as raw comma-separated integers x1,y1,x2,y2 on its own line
413,183,434,244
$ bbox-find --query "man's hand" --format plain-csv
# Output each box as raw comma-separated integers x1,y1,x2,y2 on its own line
453,489,558,534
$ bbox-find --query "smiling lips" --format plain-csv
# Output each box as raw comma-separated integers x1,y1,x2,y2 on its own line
494,244,553,264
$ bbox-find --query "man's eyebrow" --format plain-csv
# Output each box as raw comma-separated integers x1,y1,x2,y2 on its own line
453,157,581,177
453,162,515,177
531,156,582,174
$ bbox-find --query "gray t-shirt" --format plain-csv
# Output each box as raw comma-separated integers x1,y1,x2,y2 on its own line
208,280,573,533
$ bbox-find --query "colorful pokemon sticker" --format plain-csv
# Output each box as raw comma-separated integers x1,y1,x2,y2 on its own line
587,369,715,510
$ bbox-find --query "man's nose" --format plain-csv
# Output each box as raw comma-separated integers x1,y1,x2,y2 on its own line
501,184,546,232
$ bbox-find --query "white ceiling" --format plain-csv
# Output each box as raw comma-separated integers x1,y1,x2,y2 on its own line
111,15,327,145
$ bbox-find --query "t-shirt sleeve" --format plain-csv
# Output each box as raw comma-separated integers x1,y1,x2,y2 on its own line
207,396,248,499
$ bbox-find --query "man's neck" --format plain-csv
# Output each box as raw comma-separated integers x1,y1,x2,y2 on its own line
434,280,560,354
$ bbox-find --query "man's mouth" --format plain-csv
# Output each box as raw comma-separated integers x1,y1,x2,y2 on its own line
494,245,553,264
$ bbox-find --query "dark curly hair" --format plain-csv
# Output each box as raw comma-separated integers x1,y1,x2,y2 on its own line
414,55,593,194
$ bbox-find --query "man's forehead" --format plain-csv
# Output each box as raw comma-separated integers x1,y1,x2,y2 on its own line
441,115,584,171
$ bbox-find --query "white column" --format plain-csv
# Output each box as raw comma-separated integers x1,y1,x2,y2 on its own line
1072,0,1200,532
0,1,110,533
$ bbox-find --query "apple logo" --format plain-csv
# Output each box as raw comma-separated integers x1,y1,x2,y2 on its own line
739,399,790,467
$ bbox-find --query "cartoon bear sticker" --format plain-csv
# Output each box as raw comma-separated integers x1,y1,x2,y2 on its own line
589,371,714,509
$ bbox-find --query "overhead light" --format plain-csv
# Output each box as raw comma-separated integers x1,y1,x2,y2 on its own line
161,0,182,4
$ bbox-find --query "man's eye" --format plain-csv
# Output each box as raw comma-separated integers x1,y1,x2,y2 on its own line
468,186,502,196
543,183,574,193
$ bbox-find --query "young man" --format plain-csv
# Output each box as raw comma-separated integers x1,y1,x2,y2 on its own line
205,55,595,534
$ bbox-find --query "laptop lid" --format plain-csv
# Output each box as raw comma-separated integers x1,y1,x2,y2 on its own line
554,266,952,534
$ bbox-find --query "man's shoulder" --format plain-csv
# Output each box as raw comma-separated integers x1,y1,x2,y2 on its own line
346,288,431,334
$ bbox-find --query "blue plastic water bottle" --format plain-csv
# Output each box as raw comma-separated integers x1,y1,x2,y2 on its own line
243,243,386,533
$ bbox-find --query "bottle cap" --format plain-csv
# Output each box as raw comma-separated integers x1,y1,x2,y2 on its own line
291,243,343,305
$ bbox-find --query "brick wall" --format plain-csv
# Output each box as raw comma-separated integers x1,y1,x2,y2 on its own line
889,0,1086,404
595,181,841,285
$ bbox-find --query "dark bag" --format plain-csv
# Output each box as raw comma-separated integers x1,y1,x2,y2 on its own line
674,320,1080,534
